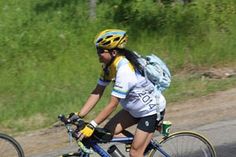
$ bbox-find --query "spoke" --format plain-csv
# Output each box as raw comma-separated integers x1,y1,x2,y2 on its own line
149,132,216,157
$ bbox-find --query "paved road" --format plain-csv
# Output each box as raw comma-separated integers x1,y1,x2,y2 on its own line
30,119,236,157
194,119,236,157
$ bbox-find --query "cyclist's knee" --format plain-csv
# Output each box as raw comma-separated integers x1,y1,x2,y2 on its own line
129,148,143,157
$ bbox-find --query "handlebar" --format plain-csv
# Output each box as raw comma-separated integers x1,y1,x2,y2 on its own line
58,114,67,123
58,114,93,154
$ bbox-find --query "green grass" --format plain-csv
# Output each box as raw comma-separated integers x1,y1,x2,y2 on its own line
165,74,236,103
1,71,235,133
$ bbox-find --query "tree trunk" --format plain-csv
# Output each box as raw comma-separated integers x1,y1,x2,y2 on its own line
89,0,97,20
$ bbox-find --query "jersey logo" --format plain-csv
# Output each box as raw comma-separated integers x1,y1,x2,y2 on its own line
145,121,150,127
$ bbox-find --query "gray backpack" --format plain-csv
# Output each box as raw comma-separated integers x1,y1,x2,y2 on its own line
132,52,171,92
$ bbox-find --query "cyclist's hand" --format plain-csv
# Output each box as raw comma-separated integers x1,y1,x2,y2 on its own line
67,112,81,123
78,121,97,140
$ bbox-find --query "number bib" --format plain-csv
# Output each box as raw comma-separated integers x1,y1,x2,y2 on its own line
136,90,157,110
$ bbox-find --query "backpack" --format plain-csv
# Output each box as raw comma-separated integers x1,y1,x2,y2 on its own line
131,51,171,92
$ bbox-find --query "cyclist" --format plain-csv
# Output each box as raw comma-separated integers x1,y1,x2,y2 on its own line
69,29,166,157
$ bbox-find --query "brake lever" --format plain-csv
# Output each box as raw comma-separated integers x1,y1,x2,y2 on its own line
58,114,74,144
66,125,73,145
58,114,93,154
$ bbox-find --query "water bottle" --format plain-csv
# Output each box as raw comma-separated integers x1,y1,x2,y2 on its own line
107,145,125,157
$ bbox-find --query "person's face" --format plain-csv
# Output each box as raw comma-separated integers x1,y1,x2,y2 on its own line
97,48,115,64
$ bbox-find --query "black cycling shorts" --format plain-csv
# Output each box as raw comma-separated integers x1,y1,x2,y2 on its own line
136,110,165,133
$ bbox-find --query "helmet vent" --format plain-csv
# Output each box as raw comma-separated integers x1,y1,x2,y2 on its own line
96,38,103,43
103,41,111,45
114,37,120,41
106,35,113,39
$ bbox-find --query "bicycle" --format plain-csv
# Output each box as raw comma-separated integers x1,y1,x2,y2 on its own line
0,132,25,157
58,114,216,157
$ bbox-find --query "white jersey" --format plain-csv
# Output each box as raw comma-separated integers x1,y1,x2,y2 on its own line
98,55,166,118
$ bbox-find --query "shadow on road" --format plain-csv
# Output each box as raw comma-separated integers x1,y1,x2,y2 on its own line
215,142,236,157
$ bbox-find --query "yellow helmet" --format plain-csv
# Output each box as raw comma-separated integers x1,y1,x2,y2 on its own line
94,29,128,49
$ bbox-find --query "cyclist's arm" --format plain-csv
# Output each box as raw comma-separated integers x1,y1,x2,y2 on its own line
78,84,106,117
93,95,120,125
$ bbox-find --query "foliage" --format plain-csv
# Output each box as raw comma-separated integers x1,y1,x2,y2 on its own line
99,0,236,68
0,0,236,132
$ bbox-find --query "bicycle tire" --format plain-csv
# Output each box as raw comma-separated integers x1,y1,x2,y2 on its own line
147,131,216,157
0,133,25,157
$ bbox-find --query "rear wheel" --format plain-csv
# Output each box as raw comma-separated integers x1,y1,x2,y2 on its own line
148,131,216,157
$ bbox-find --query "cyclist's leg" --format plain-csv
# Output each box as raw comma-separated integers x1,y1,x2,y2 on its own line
104,109,138,136
130,129,154,157
130,114,157,157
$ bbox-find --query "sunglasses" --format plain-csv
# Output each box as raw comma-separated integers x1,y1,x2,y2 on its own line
96,48,112,55
96,48,105,55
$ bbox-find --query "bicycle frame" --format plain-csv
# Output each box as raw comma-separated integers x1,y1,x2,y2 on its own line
59,115,216,157
82,136,171,157
58,114,171,157
87,137,134,157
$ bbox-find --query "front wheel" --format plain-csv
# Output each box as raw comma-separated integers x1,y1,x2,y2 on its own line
148,131,216,157
0,133,25,157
